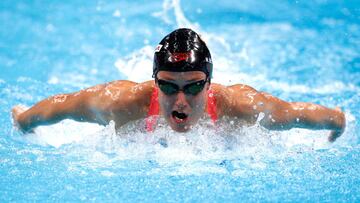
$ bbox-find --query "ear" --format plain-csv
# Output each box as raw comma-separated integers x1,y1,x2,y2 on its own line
206,82,210,91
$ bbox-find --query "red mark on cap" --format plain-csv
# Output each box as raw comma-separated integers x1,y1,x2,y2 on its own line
171,52,191,62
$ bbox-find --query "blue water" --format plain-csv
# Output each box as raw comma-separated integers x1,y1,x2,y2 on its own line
1,0,360,202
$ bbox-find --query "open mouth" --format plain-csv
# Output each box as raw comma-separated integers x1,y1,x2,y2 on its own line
171,111,188,123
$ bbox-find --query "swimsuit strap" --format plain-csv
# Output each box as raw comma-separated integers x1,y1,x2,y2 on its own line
145,87,160,132
207,89,218,123
145,87,218,132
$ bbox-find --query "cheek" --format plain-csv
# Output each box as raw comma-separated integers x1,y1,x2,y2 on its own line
189,93,207,112
159,95,174,113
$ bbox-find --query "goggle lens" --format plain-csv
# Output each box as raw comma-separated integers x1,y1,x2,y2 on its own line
157,79,207,96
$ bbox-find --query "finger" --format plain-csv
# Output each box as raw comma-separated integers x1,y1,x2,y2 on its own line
12,106,21,118
328,130,342,142
11,106,28,133
11,105,27,121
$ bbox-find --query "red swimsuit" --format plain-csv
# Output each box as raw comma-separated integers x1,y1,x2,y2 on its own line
145,87,218,132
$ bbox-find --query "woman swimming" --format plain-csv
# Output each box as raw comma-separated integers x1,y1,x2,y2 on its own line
12,28,345,142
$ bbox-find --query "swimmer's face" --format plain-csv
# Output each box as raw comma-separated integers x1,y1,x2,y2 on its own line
156,71,209,132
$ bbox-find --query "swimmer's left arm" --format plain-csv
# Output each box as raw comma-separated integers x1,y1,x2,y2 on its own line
258,97,346,142
286,103,345,142
218,84,346,142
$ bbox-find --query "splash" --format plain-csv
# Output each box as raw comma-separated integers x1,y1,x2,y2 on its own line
17,111,354,157
151,0,200,29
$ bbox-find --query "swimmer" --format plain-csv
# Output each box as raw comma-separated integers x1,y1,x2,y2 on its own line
11,28,345,142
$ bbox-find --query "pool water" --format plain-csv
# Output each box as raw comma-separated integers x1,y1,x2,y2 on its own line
1,0,359,202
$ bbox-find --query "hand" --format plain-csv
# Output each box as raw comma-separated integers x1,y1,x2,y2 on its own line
11,105,33,133
328,107,345,142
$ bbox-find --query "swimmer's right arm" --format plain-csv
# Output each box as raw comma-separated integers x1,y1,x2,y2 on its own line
12,81,154,133
12,86,104,133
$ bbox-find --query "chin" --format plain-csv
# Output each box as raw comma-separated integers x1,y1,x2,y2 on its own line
174,127,190,133
170,123,191,133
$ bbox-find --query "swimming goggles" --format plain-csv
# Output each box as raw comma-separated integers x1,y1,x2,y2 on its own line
156,78,208,96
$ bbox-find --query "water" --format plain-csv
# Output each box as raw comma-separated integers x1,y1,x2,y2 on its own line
1,0,359,202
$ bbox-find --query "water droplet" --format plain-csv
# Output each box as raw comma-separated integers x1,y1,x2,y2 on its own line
113,10,121,17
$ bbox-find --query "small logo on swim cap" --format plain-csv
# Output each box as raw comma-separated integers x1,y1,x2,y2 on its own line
169,52,191,62
205,57,212,63
155,44,163,52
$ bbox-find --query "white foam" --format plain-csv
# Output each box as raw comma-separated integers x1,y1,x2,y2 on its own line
23,114,353,152
14,108,356,176
114,45,153,82
152,0,199,29
112,9,121,17
24,119,105,148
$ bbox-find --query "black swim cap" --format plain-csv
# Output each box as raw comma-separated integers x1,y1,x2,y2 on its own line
153,28,213,79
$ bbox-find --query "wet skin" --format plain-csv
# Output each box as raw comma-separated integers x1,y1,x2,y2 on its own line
12,71,346,142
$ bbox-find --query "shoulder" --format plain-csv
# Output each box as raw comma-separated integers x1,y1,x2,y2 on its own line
210,83,264,118
210,83,261,102
99,80,154,97
105,80,155,106
84,80,155,111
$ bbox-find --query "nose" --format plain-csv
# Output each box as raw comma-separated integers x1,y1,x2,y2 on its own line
174,91,188,109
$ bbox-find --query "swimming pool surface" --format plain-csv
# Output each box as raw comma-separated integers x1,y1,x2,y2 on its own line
1,0,359,202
